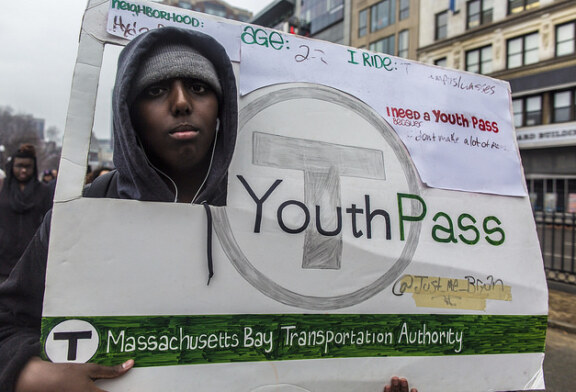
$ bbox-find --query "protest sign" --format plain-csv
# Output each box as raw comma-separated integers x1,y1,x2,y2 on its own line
41,1,547,391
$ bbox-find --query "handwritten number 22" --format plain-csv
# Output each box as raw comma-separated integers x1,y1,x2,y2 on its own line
295,45,327,64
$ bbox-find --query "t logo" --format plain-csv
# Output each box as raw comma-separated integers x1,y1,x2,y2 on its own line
45,320,99,363
221,85,422,310
253,131,386,270
53,331,93,360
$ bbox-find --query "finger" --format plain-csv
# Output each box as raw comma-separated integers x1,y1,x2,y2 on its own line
87,359,135,380
390,376,400,392
383,386,391,392
410,389,418,392
399,378,409,392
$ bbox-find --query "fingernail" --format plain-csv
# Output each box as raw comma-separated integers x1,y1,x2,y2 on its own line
122,359,134,369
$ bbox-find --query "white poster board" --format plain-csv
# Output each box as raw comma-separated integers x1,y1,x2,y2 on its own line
41,1,547,391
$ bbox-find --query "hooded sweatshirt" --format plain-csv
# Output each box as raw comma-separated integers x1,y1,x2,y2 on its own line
0,27,237,391
102,26,237,204
0,156,52,277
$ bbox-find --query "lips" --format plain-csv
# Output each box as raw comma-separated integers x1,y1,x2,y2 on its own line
169,124,200,140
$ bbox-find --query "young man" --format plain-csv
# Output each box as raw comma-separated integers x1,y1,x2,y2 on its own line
0,27,416,392
0,27,237,392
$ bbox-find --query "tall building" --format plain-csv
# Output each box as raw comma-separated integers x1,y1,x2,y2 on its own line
251,0,351,45
350,0,419,59
418,0,576,212
161,0,252,22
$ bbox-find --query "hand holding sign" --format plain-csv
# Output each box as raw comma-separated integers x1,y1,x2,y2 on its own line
15,357,134,392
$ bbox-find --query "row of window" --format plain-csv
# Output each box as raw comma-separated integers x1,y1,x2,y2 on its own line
300,0,344,36
526,176,576,213
435,0,540,40
358,0,410,38
368,30,409,58
434,20,575,74
513,88,576,128
360,0,544,43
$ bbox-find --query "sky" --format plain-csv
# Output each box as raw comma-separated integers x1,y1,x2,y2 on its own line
0,0,271,141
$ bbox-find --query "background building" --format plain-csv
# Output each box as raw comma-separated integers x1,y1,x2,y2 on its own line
161,0,252,22
350,0,419,59
251,0,351,45
418,0,576,212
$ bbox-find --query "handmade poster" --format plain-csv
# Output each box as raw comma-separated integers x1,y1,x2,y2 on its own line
41,1,548,391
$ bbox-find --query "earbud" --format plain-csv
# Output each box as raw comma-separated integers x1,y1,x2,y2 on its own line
216,118,220,132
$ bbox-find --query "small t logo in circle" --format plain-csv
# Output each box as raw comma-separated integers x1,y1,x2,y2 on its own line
45,320,99,363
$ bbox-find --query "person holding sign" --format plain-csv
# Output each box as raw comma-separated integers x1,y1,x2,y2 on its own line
0,27,416,392
0,27,236,392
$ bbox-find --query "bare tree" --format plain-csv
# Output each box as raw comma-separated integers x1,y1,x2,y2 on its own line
46,126,62,145
0,106,42,156
0,106,61,174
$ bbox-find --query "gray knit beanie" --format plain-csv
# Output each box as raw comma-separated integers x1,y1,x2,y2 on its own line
129,43,222,103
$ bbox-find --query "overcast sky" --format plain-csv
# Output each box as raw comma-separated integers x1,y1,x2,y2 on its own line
0,0,271,140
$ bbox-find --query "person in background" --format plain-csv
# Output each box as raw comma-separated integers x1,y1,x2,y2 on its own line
0,144,52,282
84,165,114,185
41,170,54,184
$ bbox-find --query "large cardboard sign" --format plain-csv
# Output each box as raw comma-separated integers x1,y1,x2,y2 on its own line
41,1,547,391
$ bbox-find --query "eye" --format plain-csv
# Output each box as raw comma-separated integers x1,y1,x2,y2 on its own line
187,81,210,94
145,85,167,97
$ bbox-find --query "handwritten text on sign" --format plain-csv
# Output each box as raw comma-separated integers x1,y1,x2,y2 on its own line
106,0,241,61
238,25,524,196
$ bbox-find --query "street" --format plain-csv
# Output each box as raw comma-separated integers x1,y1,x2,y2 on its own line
542,327,576,391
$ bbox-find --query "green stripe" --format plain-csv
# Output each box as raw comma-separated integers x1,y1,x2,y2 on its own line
41,314,547,367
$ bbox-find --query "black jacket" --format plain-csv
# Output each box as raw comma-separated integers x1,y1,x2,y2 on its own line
0,27,237,391
0,160,52,277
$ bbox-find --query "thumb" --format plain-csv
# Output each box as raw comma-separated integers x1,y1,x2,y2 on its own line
87,359,135,380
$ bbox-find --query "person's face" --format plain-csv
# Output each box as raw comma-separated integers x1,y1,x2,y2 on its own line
131,78,219,177
12,157,35,183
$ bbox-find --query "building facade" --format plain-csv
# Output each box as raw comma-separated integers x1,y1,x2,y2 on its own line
418,0,576,212
350,0,419,59
251,0,351,46
161,0,252,22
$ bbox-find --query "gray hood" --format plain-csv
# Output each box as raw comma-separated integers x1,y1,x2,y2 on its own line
112,27,237,205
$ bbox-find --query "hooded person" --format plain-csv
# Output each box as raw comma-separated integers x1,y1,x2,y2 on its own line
0,27,237,391
0,144,52,281
90,26,237,204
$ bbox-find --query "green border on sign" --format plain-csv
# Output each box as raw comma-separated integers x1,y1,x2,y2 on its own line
41,314,547,367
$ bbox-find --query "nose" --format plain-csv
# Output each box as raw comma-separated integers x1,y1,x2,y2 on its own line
170,80,192,116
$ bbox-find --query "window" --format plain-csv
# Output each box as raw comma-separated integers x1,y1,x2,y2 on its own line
300,0,344,35
526,177,576,213
398,30,409,58
358,9,368,38
507,32,539,68
513,95,542,127
434,57,448,67
435,11,448,40
466,45,492,74
399,0,410,20
467,0,493,29
556,21,575,57
371,0,396,32
370,34,395,55
508,0,539,15
204,3,227,17
553,89,576,123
